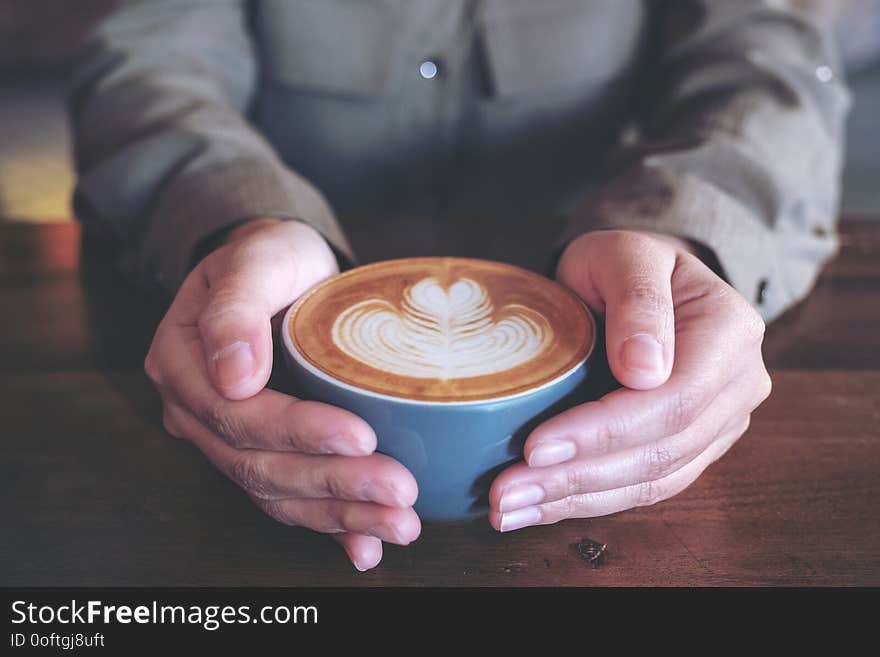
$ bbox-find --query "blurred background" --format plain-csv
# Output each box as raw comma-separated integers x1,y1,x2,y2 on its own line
0,0,878,223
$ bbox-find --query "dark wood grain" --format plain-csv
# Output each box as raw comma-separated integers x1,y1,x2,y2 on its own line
1,219,878,586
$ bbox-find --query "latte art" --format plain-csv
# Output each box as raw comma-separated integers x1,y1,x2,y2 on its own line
287,257,594,402
331,277,553,380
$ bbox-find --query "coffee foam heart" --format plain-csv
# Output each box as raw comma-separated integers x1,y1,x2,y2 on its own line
331,276,553,380
288,257,594,402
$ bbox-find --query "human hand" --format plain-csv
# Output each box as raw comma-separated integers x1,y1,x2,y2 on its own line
488,230,772,531
145,218,420,570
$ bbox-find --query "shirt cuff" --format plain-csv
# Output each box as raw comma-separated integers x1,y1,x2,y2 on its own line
559,165,794,322
135,158,355,293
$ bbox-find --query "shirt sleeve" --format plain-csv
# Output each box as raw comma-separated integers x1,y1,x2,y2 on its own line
560,0,852,322
68,0,354,295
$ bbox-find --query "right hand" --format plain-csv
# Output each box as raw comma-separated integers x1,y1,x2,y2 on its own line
144,218,421,571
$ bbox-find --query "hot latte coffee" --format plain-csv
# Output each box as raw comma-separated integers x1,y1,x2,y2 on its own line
287,257,594,402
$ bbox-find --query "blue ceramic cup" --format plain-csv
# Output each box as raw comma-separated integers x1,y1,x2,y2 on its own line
281,262,596,521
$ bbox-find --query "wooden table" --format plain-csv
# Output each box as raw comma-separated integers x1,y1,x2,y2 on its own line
1,218,878,586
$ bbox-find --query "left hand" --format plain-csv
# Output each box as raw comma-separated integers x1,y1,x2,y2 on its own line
488,229,772,532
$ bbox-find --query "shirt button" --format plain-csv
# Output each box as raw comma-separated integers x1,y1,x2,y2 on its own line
815,65,833,82
419,59,440,80
756,279,769,305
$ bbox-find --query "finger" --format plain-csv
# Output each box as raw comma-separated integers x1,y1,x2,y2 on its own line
155,321,376,455
169,403,417,506
333,533,383,572
494,370,764,509
490,420,746,531
562,231,677,390
523,266,768,467
492,382,753,513
195,224,337,400
255,496,422,546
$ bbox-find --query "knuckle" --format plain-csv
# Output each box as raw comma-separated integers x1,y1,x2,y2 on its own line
561,494,583,519
279,399,311,450
755,371,773,405
622,276,667,315
643,444,677,480
564,466,589,497
198,284,259,330
322,471,349,501
588,400,618,455
555,492,608,520
635,479,665,507
230,454,273,498
258,498,296,526
740,306,767,345
143,351,161,385
548,494,583,521
197,298,244,333
714,283,763,338
201,399,247,447
716,286,765,343
592,424,615,455
707,280,735,304
666,386,703,434
326,500,353,533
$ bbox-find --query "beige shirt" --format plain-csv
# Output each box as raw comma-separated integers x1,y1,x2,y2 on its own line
69,0,851,322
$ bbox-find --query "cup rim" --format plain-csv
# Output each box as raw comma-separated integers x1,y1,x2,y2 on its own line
281,258,596,407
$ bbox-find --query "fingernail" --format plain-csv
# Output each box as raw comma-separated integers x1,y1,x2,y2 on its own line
499,483,545,513
321,433,367,456
528,439,577,468
500,506,542,532
621,333,664,374
352,543,381,572
363,480,407,507
211,341,255,389
368,523,407,544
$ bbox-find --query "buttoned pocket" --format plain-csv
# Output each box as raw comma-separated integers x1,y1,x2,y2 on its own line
254,0,406,98
480,0,646,98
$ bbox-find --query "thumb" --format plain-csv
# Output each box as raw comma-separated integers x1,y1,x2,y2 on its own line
561,232,675,391
198,223,338,400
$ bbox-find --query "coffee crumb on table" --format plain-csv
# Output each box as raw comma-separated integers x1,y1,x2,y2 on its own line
574,537,608,568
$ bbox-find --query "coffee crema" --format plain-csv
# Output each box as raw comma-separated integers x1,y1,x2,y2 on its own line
288,257,594,402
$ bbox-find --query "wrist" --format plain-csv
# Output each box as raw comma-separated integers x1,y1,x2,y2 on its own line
636,231,725,282
226,218,338,273
192,217,284,268
641,232,701,257
557,229,718,284
221,217,285,246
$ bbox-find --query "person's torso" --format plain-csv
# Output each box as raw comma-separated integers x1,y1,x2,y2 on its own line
251,0,652,227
